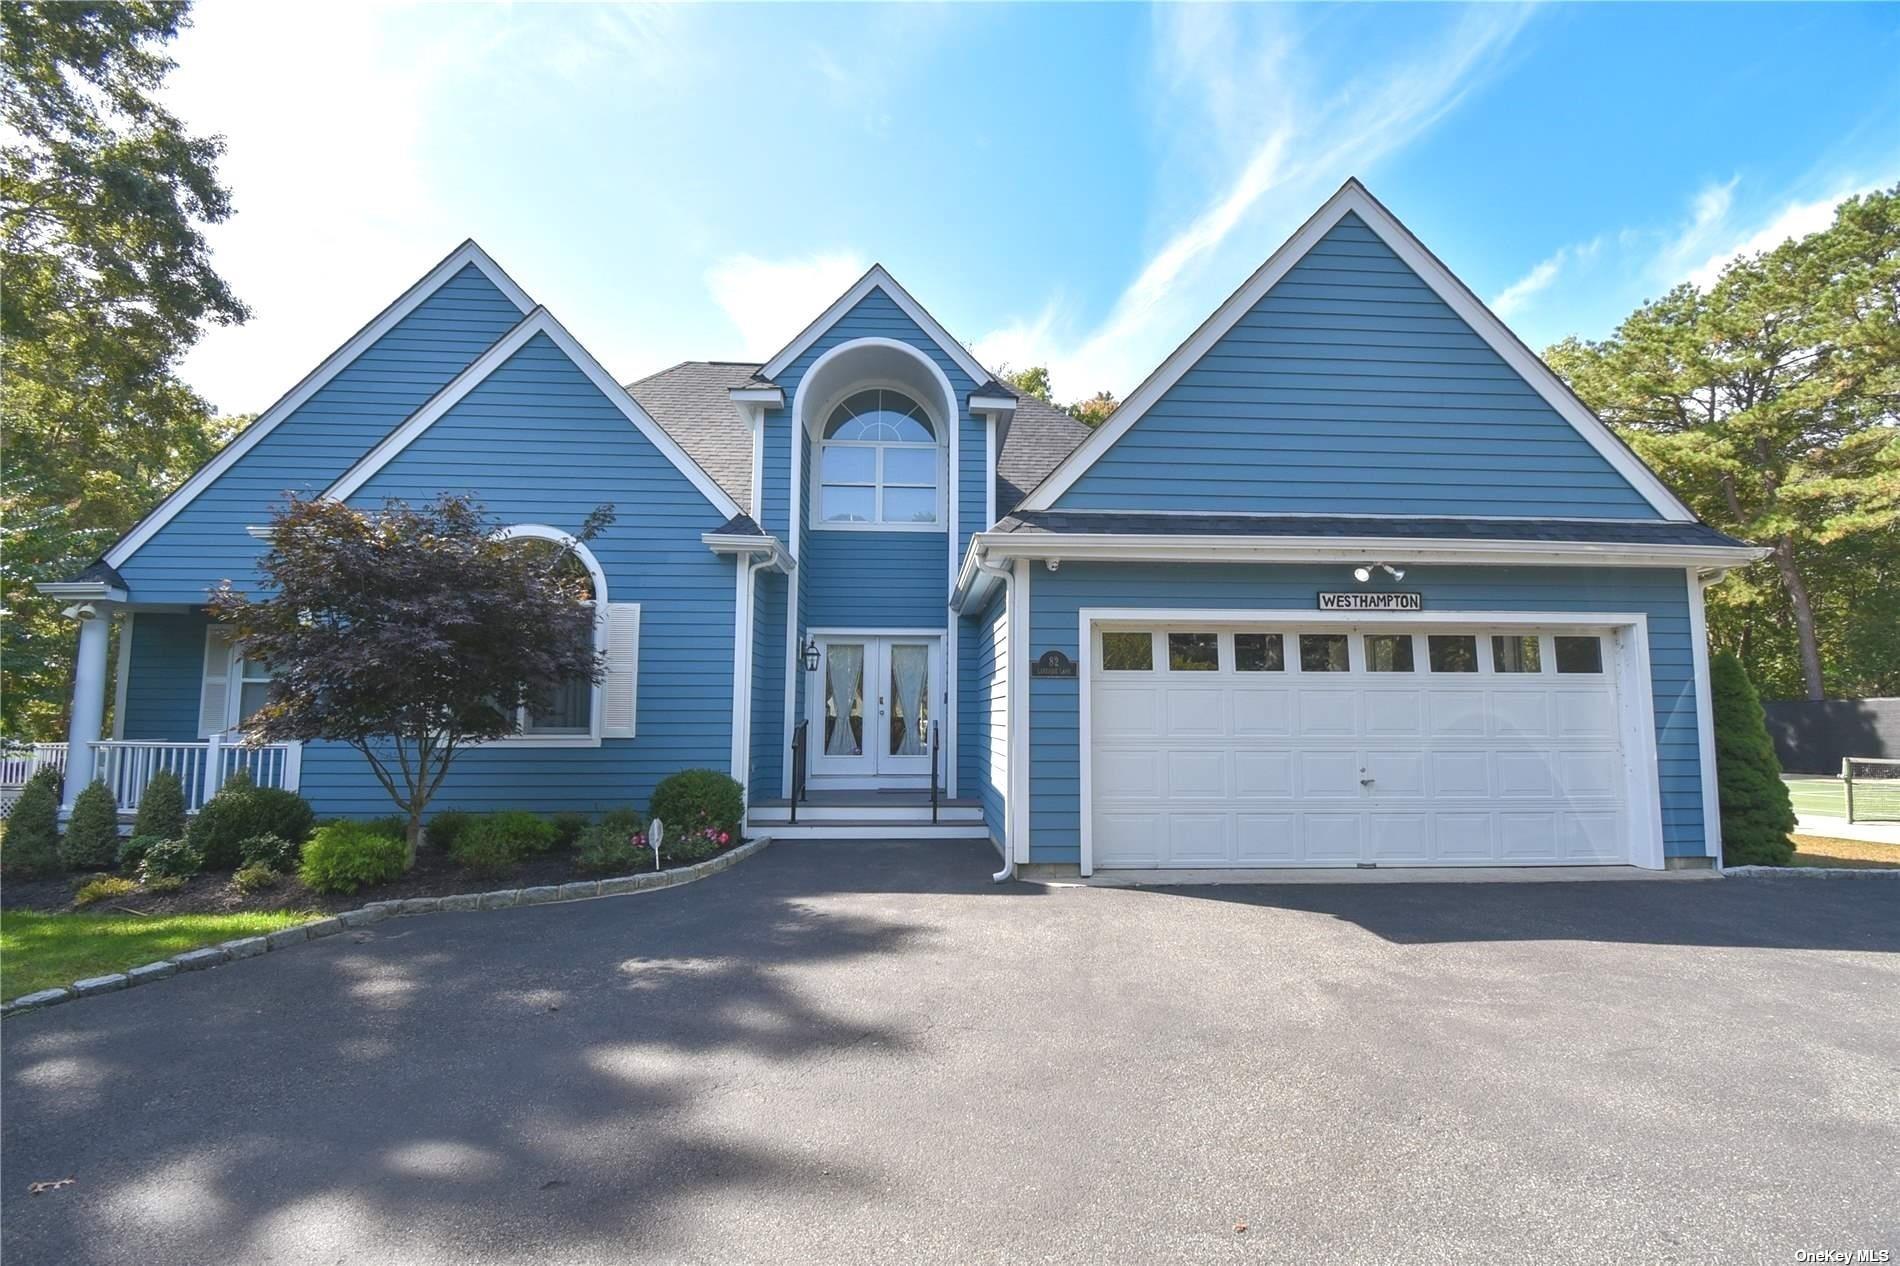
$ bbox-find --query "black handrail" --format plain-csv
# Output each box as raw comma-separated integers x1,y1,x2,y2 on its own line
790,719,809,824
929,719,940,824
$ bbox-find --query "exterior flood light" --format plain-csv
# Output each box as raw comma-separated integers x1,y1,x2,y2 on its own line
1354,563,1407,583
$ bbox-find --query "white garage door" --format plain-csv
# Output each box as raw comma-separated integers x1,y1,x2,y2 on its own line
1088,623,1630,868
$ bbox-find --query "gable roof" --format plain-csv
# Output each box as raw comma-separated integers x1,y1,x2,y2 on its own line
324,309,743,519
625,360,762,510
103,240,535,569
1017,179,1696,522
996,395,1091,517
757,264,992,385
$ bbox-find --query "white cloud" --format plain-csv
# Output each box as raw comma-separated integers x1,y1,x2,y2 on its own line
981,4,1534,400
704,252,869,361
1683,189,1856,288
1491,250,1566,319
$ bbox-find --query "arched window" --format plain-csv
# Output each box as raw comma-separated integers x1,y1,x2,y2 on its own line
504,532,598,737
817,388,940,527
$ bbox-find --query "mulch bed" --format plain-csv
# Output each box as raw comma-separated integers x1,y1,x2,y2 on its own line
0,842,739,917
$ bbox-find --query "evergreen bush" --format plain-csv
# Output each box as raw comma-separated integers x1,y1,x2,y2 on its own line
1,766,63,877
299,820,406,894
132,768,188,841
60,779,121,870
647,769,742,863
1711,651,1797,866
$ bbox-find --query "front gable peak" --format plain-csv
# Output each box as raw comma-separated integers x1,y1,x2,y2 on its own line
758,264,991,386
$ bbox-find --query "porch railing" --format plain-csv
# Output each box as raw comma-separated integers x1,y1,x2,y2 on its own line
1,741,68,787
789,720,809,824
929,719,940,824
87,737,302,815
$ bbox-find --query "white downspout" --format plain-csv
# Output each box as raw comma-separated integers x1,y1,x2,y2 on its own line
968,552,1016,883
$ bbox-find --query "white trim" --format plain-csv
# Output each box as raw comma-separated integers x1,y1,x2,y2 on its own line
324,309,742,519
1010,559,1031,864
1019,180,1696,522
1073,606,1667,877
802,369,954,534
748,403,766,517
803,628,944,786
759,264,991,386
494,524,610,746
111,611,133,741
731,557,752,785
35,581,128,603
953,530,1766,601
1011,506,1697,526
968,394,1017,413
729,385,784,406
984,414,998,531
106,241,534,568
1687,568,1725,864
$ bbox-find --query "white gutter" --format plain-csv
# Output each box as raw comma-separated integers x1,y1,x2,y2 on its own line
968,550,1017,884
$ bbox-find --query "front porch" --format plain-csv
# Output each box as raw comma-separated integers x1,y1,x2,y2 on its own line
3,739,302,820
747,789,989,842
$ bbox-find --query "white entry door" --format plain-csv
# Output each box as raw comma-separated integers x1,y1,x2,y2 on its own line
811,634,941,784
1088,623,1631,868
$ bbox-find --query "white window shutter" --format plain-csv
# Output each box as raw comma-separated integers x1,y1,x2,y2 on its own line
600,603,640,738
198,626,236,737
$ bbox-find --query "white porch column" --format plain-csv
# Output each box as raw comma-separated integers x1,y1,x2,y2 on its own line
61,606,113,810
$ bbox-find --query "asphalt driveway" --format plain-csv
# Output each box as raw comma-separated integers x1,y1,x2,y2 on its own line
3,842,1896,1264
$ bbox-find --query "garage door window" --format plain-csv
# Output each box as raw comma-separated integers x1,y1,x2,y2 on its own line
1492,634,1542,673
1555,635,1604,674
1300,633,1350,672
1427,634,1479,673
1101,631,1153,671
1364,634,1415,672
1167,632,1219,671
1234,632,1284,672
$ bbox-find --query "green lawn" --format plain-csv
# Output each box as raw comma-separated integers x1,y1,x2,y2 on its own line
1,909,317,999
1783,774,1900,822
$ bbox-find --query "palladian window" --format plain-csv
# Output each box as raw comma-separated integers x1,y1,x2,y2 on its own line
817,389,940,526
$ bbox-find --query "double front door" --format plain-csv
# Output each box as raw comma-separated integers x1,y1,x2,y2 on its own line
810,633,941,784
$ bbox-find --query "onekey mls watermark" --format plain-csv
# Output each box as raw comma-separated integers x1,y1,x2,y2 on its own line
1793,1250,1891,1264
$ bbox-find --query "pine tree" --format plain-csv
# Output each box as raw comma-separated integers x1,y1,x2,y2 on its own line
1,765,63,876
132,768,188,840
1710,652,1797,866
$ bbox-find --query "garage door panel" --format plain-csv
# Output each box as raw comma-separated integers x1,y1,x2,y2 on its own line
1296,691,1358,737
1236,814,1299,863
1167,750,1227,798
1089,622,1630,870
1234,751,1294,798
1233,690,1294,736
1299,751,1362,798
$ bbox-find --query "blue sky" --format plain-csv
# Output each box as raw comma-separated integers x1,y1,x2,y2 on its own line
168,2,1900,414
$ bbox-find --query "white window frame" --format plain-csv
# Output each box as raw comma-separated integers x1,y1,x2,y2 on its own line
492,525,610,749
809,384,947,533
228,653,276,731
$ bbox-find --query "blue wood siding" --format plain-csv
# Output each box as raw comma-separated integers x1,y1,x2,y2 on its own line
802,530,949,628
962,589,1008,844
1025,563,1705,864
116,265,526,602
288,329,738,817
749,569,786,795
118,612,210,740
1052,214,1661,520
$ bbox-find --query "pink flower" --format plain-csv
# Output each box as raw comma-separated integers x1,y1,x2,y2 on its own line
717,832,730,845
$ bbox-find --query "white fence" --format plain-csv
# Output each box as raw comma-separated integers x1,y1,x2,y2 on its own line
0,739,300,817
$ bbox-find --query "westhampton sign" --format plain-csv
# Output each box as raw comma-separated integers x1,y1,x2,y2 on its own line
1317,592,1423,612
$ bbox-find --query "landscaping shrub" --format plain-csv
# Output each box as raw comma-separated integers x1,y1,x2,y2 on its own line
187,776,316,870
599,805,643,836
574,822,646,874
1712,652,1797,867
551,810,589,850
73,874,138,908
118,833,162,874
448,811,557,875
648,769,742,862
238,832,300,872
143,874,185,894
1,766,63,877
232,864,282,894
60,779,121,871
298,820,406,894
138,836,204,882
132,768,188,841
425,808,474,853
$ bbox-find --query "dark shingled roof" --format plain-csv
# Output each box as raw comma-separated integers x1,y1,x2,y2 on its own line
711,512,765,536
625,361,763,511
996,397,1091,517
625,361,1092,523
994,511,1753,549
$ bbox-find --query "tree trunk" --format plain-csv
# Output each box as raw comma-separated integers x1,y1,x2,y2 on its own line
1770,535,1825,700
406,810,423,866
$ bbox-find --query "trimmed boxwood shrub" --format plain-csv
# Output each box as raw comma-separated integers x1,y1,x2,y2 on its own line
299,820,406,894
2,766,63,877
132,768,188,841
551,810,589,850
187,774,316,870
238,832,300,872
648,769,742,863
426,809,474,853
450,812,558,875
138,836,204,882
575,822,646,874
1712,652,1797,867
60,779,121,871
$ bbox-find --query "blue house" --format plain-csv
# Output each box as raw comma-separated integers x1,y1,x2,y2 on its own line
42,180,1764,875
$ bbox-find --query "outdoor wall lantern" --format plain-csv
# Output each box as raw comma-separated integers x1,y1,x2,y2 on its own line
800,639,821,672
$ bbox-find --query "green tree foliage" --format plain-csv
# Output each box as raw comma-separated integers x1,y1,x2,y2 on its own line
1546,187,1900,700
997,364,1053,403
1068,390,1118,428
1709,652,1797,866
59,777,120,870
1,765,63,875
1,2,248,738
210,495,611,859
131,766,187,840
